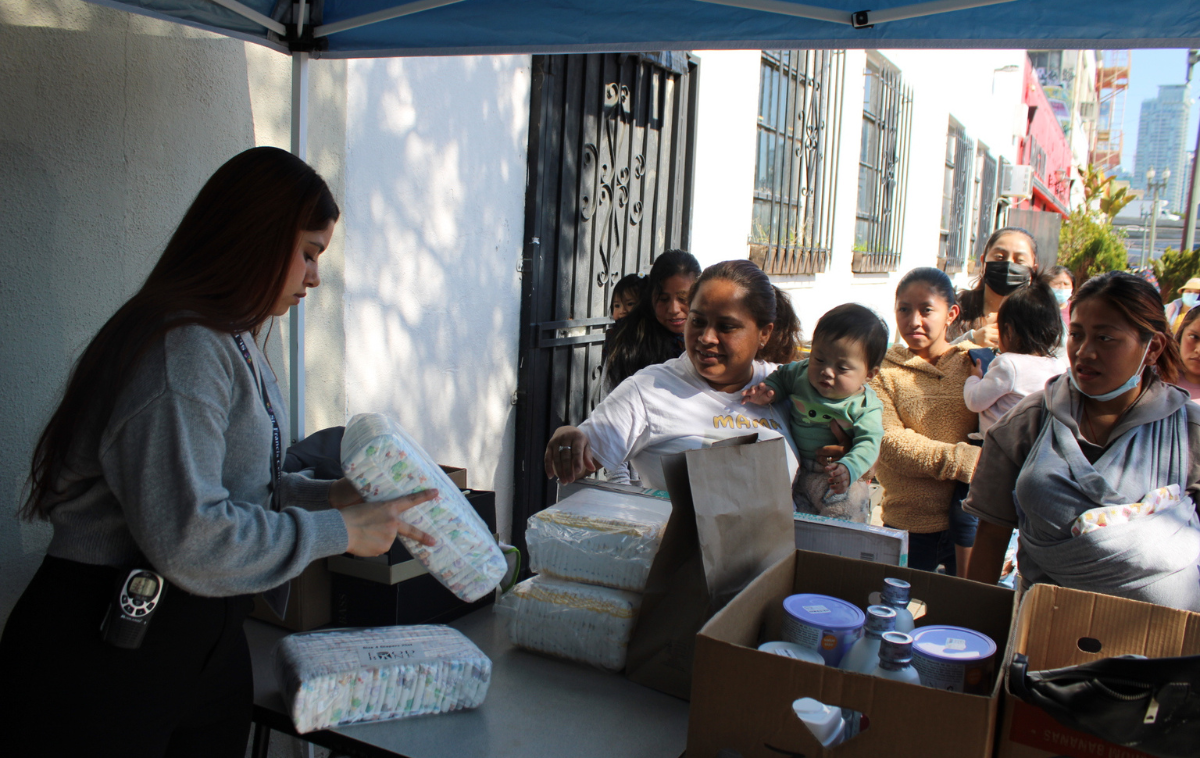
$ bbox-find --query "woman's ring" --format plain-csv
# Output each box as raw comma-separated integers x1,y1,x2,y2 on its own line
558,445,572,451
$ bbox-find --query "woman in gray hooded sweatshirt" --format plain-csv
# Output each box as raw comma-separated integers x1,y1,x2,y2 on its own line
0,147,436,757
965,271,1200,611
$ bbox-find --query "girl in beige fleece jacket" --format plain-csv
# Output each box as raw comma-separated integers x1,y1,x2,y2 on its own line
870,267,981,575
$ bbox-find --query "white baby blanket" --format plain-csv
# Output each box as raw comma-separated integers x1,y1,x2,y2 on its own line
495,575,642,671
275,625,492,734
341,413,506,602
526,488,671,592
1071,484,1188,536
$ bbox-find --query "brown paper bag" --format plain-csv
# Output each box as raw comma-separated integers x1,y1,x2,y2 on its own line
624,434,795,699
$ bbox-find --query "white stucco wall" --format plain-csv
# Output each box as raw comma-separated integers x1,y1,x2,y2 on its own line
0,0,346,626
690,48,1029,340
342,56,530,542
690,50,761,270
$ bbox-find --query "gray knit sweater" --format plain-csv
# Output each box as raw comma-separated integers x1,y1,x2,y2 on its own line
45,323,349,597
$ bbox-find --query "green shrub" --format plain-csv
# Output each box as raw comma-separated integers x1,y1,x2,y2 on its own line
1152,246,1200,304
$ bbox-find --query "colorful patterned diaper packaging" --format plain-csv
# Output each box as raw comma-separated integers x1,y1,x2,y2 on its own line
276,626,492,733
341,413,506,603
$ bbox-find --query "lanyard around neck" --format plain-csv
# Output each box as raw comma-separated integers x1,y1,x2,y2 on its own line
232,333,282,496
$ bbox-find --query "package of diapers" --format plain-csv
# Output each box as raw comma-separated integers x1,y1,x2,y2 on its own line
526,488,672,592
495,575,642,671
275,625,492,734
340,413,506,602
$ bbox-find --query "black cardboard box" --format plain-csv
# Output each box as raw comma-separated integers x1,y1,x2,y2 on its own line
328,489,498,627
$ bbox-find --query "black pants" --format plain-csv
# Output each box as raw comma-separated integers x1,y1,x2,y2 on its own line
887,524,957,575
0,556,254,757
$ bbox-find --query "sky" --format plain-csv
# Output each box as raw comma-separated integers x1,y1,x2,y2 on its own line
1120,49,1200,175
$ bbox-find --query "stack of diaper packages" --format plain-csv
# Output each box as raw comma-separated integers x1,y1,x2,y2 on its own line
340,413,507,603
496,485,672,671
275,625,492,733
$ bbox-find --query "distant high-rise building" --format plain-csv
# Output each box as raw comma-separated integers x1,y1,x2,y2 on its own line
1132,84,1190,211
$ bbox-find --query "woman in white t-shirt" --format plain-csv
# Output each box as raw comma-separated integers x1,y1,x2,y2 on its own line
545,260,801,490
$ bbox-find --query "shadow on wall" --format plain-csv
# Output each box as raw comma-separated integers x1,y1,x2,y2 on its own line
342,55,530,541
0,3,265,626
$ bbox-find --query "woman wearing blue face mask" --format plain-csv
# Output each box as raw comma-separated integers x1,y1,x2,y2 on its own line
964,272,1200,612
1046,266,1075,364
1165,277,1200,336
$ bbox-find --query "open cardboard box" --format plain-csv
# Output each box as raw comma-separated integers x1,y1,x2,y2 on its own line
687,549,1016,758
997,583,1200,758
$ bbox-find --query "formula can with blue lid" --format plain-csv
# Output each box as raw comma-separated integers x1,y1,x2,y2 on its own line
910,625,997,694
781,594,865,667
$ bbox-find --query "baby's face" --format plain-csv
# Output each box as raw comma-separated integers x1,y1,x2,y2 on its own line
611,291,639,320
807,336,874,400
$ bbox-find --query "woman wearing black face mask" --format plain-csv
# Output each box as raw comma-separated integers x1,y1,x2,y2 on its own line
949,227,1039,347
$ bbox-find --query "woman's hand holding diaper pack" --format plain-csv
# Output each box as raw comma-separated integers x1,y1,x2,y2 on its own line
341,489,439,556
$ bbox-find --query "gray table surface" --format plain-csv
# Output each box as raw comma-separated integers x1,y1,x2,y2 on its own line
246,609,690,758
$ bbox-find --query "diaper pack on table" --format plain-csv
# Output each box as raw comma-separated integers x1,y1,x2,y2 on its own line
494,575,642,671
525,488,672,592
340,413,506,603
497,484,672,671
275,625,492,733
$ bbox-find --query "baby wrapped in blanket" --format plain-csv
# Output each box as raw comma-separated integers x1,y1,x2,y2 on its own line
340,413,506,603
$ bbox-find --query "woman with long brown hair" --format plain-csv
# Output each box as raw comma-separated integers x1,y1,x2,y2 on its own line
0,147,435,756
966,272,1200,611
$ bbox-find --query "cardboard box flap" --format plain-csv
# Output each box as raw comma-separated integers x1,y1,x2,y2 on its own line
1009,584,1200,674
684,436,794,601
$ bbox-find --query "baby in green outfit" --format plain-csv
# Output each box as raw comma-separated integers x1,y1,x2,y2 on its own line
743,303,887,522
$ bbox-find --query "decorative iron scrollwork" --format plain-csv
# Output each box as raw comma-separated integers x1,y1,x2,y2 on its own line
586,80,645,288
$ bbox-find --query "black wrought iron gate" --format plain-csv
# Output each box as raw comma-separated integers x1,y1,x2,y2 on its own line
510,52,699,556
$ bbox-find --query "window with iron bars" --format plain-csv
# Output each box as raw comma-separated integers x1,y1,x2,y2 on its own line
938,119,975,275
972,146,999,270
853,54,913,274
749,49,845,276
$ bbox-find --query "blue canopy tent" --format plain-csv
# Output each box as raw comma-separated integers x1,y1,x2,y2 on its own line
76,0,1200,439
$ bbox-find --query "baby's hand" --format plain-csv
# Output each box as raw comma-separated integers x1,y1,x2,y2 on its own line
970,358,984,379
826,462,850,495
741,382,776,405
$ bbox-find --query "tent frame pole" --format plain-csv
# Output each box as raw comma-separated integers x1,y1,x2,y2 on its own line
694,0,1016,27
289,51,309,443
313,0,465,38
205,0,286,34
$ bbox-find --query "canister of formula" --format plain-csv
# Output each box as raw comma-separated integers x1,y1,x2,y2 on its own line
781,594,865,667
910,625,997,694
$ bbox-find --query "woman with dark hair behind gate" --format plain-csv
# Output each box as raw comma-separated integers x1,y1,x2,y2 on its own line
0,147,436,757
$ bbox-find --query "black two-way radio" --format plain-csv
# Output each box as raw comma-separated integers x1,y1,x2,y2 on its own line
100,568,166,649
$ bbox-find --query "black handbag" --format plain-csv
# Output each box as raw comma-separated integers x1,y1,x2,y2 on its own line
1009,652,1200,758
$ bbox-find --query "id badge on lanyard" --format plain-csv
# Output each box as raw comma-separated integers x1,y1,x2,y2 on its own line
232,334,282,503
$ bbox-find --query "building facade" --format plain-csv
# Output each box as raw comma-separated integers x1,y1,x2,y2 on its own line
690,49,1076,340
